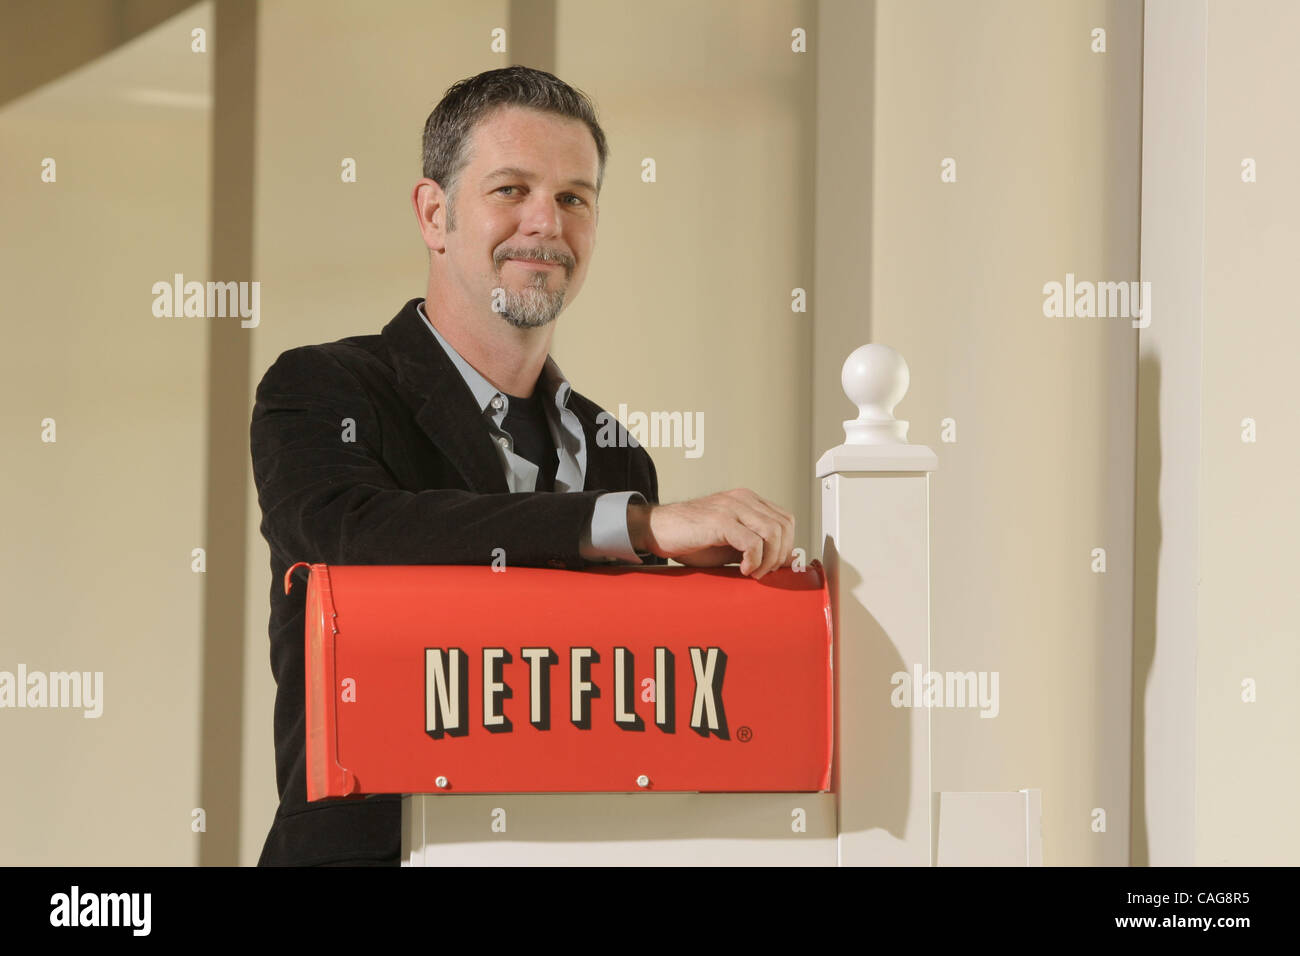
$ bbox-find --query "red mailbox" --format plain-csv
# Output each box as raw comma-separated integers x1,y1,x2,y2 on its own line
291,561,833,800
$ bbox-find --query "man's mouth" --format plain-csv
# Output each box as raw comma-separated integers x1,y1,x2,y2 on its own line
508,257,562,269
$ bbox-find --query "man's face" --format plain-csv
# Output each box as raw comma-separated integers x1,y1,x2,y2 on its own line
443,106,599,329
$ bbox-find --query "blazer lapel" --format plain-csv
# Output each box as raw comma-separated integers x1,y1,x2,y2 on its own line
380,298,509,494
381,296,625,497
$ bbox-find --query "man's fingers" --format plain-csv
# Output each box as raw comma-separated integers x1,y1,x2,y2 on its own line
662,490,797,578
722,520,765,577
734,491,795,576
735,500,793,578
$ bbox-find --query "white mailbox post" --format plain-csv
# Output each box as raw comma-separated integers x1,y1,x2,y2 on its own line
818,344,938,866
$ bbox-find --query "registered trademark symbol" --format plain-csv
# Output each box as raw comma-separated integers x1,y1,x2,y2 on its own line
737,726,752,742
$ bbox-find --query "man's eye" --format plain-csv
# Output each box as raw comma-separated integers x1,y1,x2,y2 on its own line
495,186,584,206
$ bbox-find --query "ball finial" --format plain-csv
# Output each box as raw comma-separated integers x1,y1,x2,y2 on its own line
841,344,911,444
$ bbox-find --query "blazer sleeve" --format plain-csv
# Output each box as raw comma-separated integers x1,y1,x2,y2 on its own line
643,453,671,567
250,346,607,570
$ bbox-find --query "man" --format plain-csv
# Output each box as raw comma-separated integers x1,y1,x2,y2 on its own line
250,66,794,866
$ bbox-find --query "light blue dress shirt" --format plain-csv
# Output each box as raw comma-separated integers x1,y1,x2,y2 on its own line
416,300,645,564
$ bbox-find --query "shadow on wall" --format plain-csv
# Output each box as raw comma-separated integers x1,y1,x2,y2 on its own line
823,532,913,843
1130,354,1162,866
0,0,196,109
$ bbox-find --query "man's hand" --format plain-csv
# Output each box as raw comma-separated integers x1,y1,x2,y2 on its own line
628,489,795,579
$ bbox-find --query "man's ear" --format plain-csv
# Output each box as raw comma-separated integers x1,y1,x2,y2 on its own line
412,178,446,253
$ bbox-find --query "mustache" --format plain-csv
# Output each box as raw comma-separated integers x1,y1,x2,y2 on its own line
496,249,573,271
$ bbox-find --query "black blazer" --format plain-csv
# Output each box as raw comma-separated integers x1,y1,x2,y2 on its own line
249,296,665,866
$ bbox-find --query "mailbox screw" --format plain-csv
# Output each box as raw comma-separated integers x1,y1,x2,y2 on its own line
435,775,449,789
636,774,650,788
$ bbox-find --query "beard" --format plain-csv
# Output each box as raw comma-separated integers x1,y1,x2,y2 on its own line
494,269,567,329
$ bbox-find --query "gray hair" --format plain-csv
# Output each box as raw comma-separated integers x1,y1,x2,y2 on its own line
421,66,608,229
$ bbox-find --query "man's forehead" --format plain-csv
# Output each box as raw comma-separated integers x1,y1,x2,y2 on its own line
468,107,598,183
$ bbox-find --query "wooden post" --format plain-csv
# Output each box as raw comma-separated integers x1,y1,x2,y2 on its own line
818,344,938,865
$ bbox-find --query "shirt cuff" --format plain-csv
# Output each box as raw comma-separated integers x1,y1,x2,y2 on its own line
580,491,647,564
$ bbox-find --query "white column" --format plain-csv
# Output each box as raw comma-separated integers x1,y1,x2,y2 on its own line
1136,0,1205,868
818,344,937,866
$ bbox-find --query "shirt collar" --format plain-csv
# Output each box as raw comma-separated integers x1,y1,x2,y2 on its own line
416,299,572,416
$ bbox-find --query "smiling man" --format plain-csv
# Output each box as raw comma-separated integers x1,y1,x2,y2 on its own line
249,66,794,867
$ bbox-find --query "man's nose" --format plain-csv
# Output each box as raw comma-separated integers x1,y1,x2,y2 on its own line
519,195,561,237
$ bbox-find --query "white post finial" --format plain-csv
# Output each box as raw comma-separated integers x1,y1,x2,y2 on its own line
841,343,911,444
816,343,936,477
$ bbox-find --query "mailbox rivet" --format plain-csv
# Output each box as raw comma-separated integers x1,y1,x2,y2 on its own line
435,775,449,789
636,774,650,788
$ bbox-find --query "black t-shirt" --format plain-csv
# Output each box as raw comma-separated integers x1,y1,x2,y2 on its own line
501,389,558,492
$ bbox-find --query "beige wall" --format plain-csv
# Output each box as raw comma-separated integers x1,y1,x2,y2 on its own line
1198,0,1300,865
552,0,817,523
826,0,1144,865
1137,0,1300,868
0,4,212,864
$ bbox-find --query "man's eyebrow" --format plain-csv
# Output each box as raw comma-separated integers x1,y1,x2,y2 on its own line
482,165,597,195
